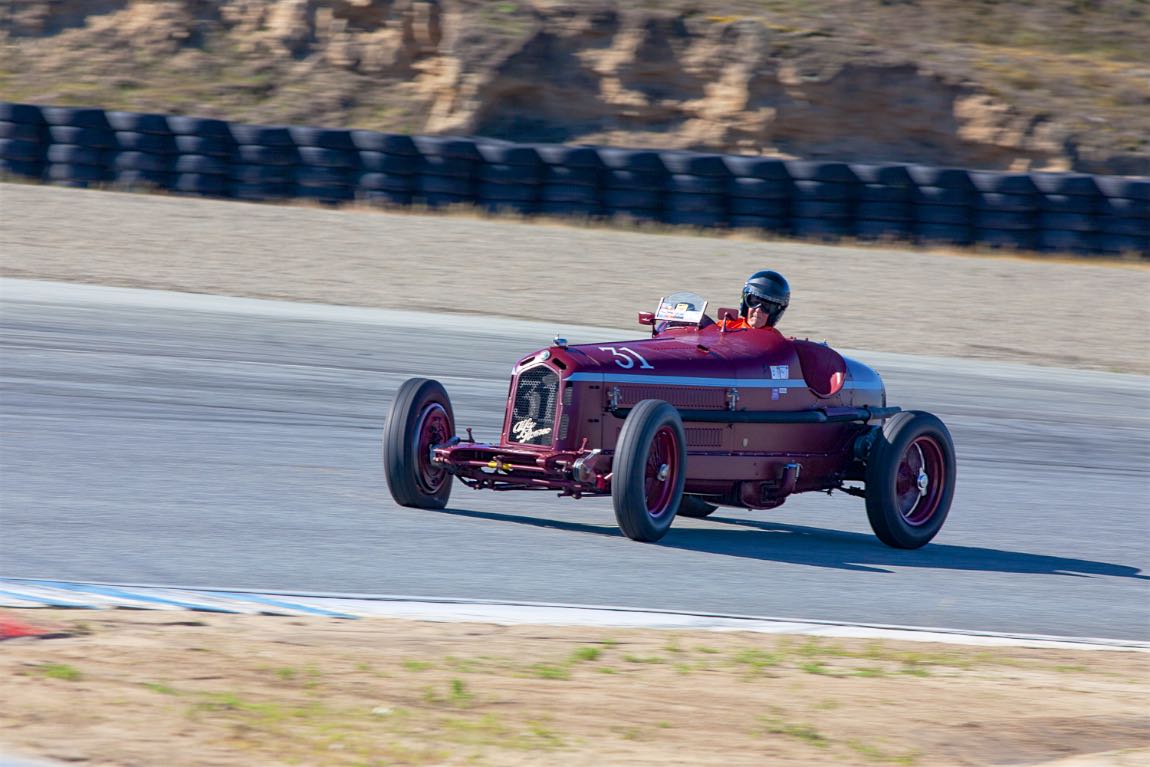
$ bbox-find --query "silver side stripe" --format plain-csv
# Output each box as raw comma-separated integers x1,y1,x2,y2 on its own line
565,372,884,390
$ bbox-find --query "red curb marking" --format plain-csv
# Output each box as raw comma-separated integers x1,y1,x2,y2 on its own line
0,611,53,640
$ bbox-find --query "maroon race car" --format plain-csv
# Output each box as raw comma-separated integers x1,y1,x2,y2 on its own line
383,291,956,549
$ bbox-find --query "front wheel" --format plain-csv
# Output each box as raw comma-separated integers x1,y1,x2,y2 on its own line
383,378,455,509
864,411,956,549
612,400,687,542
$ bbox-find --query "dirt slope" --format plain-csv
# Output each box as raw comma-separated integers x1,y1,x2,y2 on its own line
1,0,1148,173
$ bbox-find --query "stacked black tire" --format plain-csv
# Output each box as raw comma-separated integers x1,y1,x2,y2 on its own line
476,141,543,215
1032,173,1101,254
107,111,176,191
0,103,48,181
168,117,234,198
786,161,858,240
909,166,975,246
292,127,359,205
413,136,481,208
43,107,116,188
852,164,915,241
228,124,298,203
598,148,667,223
724,156,791,233
971,172,1040,251
1094,176,1150,257
660,152,731,228
354,131,419,207
535,145,603,218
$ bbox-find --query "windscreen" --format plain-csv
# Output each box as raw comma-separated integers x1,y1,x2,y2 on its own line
654,291,708,325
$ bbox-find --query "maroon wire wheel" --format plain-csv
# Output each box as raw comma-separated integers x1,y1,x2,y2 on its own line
414,403,452,496
613,400,687,542
643,426,681,518
383,378,456,509
865,411,956,549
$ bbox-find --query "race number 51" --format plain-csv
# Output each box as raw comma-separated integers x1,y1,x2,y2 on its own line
598,346,655,370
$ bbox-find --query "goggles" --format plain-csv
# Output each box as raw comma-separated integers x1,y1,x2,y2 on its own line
745,293,782,311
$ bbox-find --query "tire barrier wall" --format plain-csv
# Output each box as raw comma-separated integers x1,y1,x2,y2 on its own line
2,103,1146,258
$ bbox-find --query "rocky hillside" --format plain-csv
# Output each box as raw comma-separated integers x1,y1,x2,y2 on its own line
2,0,1148,174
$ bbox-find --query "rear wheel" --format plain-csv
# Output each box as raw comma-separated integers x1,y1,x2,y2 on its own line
864,411,956,549
612,400,687,542
677,495,719,519
383,378,455,509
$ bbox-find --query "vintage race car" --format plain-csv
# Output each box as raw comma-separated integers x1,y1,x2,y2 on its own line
383,291,956,549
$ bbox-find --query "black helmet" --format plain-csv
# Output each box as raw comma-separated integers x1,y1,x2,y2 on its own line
739,270,790,326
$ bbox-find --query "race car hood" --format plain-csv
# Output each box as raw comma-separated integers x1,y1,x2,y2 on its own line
541,323,796,382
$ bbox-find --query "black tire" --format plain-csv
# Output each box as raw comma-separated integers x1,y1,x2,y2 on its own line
849,163,912,186
784,160,856,183
612,400,687,542
176,134,235,158
478,163,541,184
667,174,726,194
289,126,354,150
664,210,725,227
358,172,415,192
113,152,173,172
476,142,541,166
115,132,176,154
0,103,45,124
47,126,117,148
41,107,109,129
535,145,604,168
166,116,231,138
792,179,858,201
864,411,956,549
659,151,729,177
677,495,719,519
419,155,476,178
604,169,666,190
298,146,359,169
0,121,44,141
0,139,43,162
596,148,665,172
412,136,482,161
665,192,724,213
543,165,600,186
351,131,418,155
729,197,788,216
230,124,294,147
969,172,1037,195
105,111,170,134
722,155,789,180
383,378,456,509
541,184,600,204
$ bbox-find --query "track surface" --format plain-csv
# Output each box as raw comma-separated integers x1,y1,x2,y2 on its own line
1,280,1148,640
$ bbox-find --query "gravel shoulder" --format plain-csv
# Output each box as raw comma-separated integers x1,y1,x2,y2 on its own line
1,183,1147,374
2,609,1148,767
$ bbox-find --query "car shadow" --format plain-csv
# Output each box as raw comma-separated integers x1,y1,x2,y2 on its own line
430,506,1149,580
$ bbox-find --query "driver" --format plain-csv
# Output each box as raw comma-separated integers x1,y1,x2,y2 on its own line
728,270,790,330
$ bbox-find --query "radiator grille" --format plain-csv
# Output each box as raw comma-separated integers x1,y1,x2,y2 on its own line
620,385,726,409
509,365,559,446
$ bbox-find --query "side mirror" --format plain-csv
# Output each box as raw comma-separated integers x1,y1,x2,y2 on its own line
637,312,655,326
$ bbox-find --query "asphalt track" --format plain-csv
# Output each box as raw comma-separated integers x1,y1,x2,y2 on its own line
1,279,1148,641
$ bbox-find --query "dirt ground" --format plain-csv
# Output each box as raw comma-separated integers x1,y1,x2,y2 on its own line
0,183,1148,374
1,609,1148,767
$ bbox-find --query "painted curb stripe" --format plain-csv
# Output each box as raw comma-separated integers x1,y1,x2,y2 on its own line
3,579,1144,651
210,591,358,619
0,589,95,609
19,581,242,613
